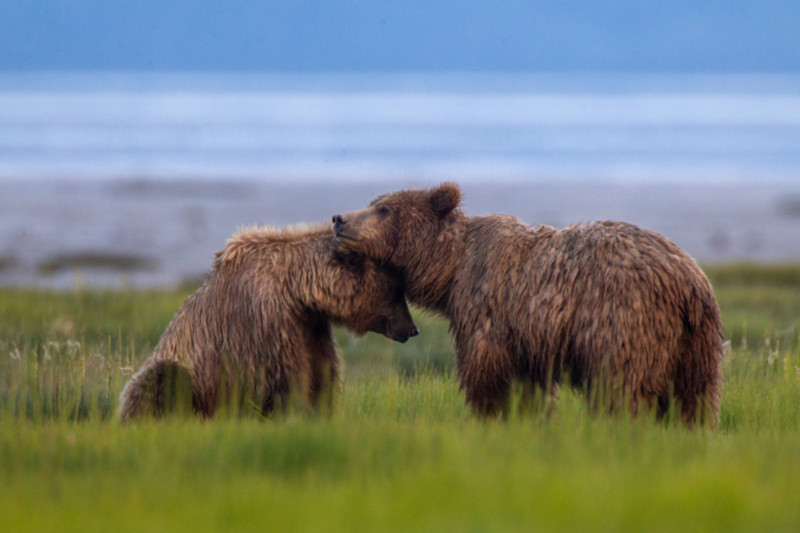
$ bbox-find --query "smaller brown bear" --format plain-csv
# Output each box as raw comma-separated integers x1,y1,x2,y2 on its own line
118,223,418,421
333,183,724,426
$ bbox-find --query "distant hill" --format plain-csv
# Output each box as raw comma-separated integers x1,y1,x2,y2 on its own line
1,1,798,72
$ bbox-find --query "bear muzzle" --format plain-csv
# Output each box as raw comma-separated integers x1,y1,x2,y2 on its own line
332,214,349,236
393,325,420,343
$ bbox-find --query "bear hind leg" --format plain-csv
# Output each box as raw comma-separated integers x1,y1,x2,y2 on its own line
672,332,723,428
119,361,195,421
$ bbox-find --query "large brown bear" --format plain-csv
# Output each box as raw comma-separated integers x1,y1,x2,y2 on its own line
119,223,418,421
332,183,724,426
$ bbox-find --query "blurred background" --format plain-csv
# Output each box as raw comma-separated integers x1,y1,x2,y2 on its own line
1,1,799,288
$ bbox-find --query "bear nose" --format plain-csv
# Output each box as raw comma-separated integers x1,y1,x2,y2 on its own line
410,326,419,337
332,214,348,234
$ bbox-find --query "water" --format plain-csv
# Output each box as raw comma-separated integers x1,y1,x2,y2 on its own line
2,72,800,182
1,72,799,287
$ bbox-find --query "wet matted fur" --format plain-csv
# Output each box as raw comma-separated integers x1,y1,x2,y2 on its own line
119,223,417,421
333,183,723,426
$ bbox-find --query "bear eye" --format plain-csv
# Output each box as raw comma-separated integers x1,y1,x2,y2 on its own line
377,205,391,217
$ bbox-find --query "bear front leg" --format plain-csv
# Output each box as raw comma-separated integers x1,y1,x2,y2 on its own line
260,344,313,415
308,338,341,415
457,335,514,418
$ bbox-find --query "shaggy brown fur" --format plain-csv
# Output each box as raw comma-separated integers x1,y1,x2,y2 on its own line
333,183,724,426
119,224,418,421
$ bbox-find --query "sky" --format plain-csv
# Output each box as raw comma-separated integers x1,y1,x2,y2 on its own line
1,1,799,72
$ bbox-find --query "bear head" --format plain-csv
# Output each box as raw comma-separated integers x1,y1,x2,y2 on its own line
331,182,463,269
331,251,419,343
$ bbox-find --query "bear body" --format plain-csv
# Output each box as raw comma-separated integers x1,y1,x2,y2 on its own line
119,224,418,421
333,184,723,425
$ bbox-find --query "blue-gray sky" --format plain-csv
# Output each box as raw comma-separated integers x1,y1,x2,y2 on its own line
1,1,799,72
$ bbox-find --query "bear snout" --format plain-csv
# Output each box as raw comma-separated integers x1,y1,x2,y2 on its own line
393,324,419,343
332,214,348,235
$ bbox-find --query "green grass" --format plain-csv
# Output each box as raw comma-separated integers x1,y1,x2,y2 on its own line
1,264,800,532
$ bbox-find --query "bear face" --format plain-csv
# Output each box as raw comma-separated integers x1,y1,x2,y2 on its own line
332,182,463,266
332,183,466,312
333,253,419,343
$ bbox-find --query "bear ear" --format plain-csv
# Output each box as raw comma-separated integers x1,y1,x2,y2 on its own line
429,182,461,218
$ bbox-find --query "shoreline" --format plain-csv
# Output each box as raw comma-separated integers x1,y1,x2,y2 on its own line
2,177,799,289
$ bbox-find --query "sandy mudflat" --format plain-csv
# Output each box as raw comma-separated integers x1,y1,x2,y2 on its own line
1,178,799,288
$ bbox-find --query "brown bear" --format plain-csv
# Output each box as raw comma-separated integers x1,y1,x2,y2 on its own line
119,223,418,421
332,183,724,426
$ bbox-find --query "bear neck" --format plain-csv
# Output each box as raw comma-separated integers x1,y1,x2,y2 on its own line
401,212,468,316
219,226,348,319
292,239,355,318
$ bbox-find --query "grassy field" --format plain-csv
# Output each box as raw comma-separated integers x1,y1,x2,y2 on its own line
1,264,800,531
